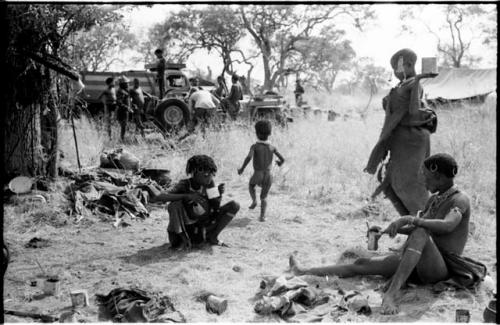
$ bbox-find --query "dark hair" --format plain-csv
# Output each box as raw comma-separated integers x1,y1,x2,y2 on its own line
154,49,163,55
231,74,238,82
255,120,272,140
186,155,217,175
390,48,417,69
424,153,458,178
133,78,139,83
105,77,114,85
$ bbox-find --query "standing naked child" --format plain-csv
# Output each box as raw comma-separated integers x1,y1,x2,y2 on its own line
238,120,285,221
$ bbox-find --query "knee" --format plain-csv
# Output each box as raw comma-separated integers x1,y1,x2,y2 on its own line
408,227,429,243
227,200,240,214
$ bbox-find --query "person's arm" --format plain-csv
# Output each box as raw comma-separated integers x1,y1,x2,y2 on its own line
151,180,204,204
408,79,422,114
274,148,285,166
238,145,254,174
413,204,465,235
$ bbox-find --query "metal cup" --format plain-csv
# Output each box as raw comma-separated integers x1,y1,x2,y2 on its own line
456,309,470,323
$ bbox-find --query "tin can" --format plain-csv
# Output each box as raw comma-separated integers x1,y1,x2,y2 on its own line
456,309,470,323
43,277,60,296
70,290,89,308
367,226,382,251
422,57,438,74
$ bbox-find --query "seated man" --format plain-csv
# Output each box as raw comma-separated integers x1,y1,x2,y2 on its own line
150,155,239,249
290,153,486,314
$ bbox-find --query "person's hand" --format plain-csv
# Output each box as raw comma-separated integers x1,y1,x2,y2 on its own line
237,167,243,175
382,216,412,238
186,192,205,204
218,183,225,195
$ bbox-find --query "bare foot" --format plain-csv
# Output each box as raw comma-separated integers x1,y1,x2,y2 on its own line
259,216,266,222
381,294,399,315
249,201,257,209
289,255,304,275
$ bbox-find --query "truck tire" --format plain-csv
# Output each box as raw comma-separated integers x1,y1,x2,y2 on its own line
155,99,190,132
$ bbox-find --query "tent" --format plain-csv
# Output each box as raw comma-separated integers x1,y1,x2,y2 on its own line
420,68,496,102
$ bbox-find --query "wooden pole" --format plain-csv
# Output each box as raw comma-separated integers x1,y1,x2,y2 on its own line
70,111,81,173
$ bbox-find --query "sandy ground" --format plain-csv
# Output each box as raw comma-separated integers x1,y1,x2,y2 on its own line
3,175,496,323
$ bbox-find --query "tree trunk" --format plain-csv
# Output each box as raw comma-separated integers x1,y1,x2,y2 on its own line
4,102,43,178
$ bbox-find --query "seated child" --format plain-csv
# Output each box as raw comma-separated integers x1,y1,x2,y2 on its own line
153,155,240,249
238,120,285,221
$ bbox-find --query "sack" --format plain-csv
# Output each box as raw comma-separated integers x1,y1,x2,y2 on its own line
418,107,438,133
100,149,140,171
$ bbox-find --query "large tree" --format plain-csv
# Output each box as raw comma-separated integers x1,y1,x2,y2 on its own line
239,4,374,90
65,20,136,72
4,4,122,178
293,27,356,92
400,4,496,68
144,5,253,78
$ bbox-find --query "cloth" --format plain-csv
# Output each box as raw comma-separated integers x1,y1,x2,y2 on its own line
96,287,185,323
227,83,243,103
366,78,436,215
438,250,487,290
254,276,371,322
189,90,218,109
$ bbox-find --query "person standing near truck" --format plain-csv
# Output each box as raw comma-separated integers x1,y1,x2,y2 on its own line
154,49,167,98
98,77,117,138
129,78,148,138
223,74,243,120
294,79,305,107
116,76,132,141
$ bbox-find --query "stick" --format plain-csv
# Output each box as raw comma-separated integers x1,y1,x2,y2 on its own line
5,309,59,323
70,110,82,172
34,258,47,277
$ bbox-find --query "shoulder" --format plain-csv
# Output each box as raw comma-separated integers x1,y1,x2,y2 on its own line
450,191,470,210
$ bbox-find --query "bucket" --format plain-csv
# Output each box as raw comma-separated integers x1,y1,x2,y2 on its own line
43,277,60,296
70,290,89,308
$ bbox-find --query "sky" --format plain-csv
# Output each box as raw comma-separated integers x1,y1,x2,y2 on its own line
117,4,497,85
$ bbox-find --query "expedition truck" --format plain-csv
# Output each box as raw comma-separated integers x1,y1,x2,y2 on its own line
79,63,215,131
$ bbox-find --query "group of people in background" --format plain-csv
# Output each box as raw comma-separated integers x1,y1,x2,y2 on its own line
99,48,246,141
98,75,149,141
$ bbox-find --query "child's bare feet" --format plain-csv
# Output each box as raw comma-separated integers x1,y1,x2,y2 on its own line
249,201,257,209
259,215,265,222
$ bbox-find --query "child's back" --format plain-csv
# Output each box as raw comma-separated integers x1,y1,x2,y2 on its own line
252,141,275,171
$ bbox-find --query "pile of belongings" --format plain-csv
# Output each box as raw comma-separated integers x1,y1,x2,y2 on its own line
100,148,141,171
65,167,170,226
96,287,186,323
254,275,372,322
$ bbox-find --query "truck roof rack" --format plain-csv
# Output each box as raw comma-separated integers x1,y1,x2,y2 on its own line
145,62,186,71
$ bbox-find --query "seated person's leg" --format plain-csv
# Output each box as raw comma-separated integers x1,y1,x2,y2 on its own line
167,201,191,248
382,227,448,314
206,201,239,244
289,254,400,278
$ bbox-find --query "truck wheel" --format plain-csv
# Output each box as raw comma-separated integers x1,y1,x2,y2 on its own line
156,99,190,132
